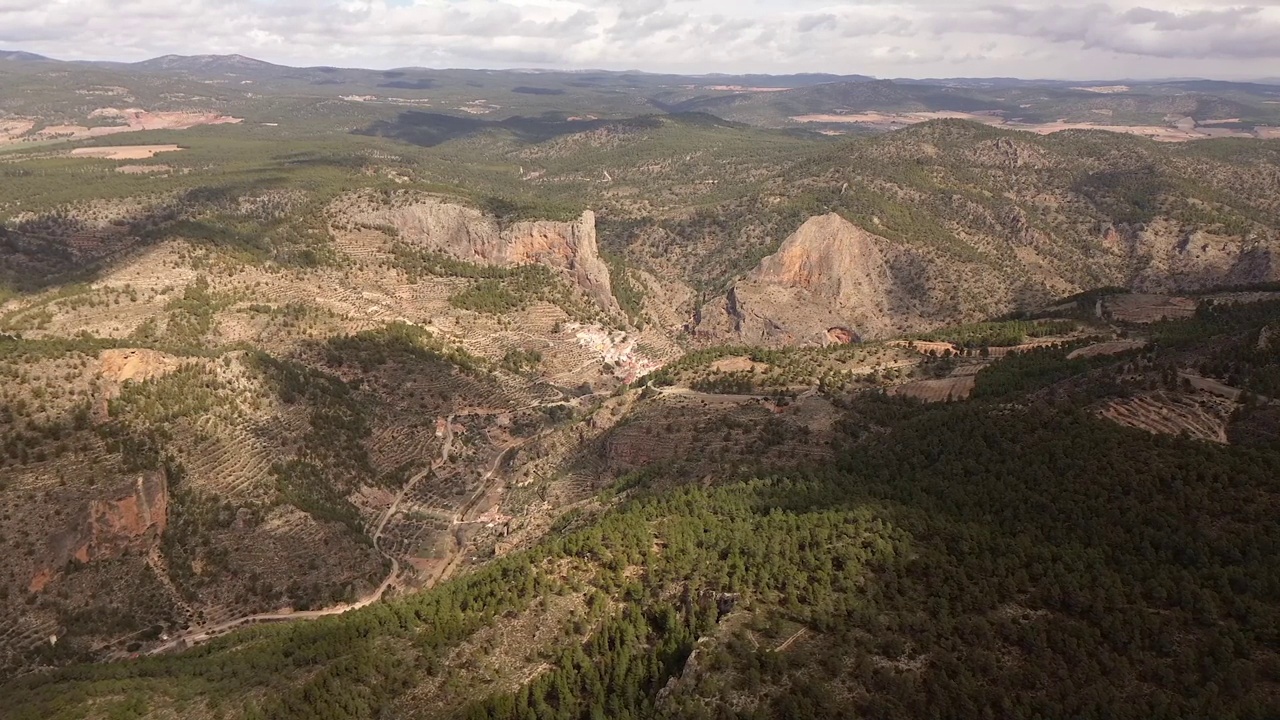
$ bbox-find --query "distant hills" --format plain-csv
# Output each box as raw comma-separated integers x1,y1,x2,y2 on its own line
0,50,50,62
0,49,1264,87
127,53,286,73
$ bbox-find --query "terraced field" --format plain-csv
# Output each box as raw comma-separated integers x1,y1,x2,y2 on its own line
1068,339,1147,359
1102,294,1199,323
888,375,977,403
1099,391,1236,443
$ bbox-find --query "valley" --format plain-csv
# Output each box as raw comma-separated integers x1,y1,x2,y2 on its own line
0,49,1279,720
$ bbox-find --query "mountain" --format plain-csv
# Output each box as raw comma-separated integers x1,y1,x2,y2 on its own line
693,213,908,344
0,50,50,62
690,72,876,87
665,79,1009,123
128,53,285,73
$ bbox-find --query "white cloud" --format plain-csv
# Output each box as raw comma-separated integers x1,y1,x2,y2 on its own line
1,0,1278,78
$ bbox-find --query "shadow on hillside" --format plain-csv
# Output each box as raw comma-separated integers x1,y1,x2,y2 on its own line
353,111,663,148
0,177,288,295
1070,167,1169,225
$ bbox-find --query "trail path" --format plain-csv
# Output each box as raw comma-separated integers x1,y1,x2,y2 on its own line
776,628,807,652
150,415,459,655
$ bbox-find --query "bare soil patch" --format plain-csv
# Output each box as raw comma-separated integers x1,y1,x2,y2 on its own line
71,145,183,160
1073,86,1131,94
790,111,1262,142
115,164,172,174
986,339,1066,358
1179,373,1243,402
1,109,240,146
890,340,958,356
1,118,36,141
710,356,770,373
792,111,1004,127
703,85,790,92
98,347,182,384
1099,391,1234,444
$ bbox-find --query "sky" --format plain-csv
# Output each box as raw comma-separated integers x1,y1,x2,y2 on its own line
2,0,1279,79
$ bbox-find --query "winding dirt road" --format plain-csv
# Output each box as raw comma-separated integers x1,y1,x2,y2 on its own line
146,400,570,656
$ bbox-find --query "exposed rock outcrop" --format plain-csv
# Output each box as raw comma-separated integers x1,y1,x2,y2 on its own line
29,470,169,592
360,198,618,312
692,211,1279,349
1111,220,1279,292
694,213,908,345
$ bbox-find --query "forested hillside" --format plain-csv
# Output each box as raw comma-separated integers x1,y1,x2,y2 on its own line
5,298,1279,719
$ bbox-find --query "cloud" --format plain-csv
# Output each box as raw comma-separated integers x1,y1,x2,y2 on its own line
1,0,1277,78
928,3,1280,60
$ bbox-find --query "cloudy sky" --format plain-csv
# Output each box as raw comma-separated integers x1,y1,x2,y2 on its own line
2,0,1278,79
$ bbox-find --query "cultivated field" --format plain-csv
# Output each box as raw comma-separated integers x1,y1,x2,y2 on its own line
70,144,183,160
1098,391,1236,444
888,375,976,403
1068,339,1147,359
1102,294,1199,323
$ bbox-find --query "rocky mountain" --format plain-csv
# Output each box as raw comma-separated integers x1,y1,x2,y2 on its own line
3,51,1280,717
352,195,619,313
693,213,910,345
690,207,1280,347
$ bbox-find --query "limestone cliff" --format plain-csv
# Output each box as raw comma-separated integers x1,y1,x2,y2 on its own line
693,211,1280,348
694,213,910,346
29,470,169,592
361,198,618,313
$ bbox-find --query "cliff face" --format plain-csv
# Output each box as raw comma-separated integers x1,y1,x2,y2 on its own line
29,470,169,592
695,214,909,346
1122,221,1277,292
693,210,1280,348
362,199,618,312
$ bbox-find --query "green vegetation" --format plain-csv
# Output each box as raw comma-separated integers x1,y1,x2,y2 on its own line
388,243,601,322
971,344,1098,398
448,268,598,322
8,357,1280,718
602,252,647,325
501,348,543,374
161,276,236,344
251,353,373,533
324,322,488,378
916,319,1078,349
7,53,1280,717
648,343,912,395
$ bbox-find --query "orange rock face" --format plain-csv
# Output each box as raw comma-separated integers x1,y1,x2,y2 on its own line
86,471,170,555
696,213,904,346
27,470,169,593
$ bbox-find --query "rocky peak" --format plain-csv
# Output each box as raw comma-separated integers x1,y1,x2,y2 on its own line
751,213,889,301
694,213,903,346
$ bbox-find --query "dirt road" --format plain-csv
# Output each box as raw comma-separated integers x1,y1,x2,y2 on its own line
149,416,460,656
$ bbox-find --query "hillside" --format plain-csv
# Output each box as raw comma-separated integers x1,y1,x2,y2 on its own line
3,295,1280,718
2,51,1280,718
618,122,1280,343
